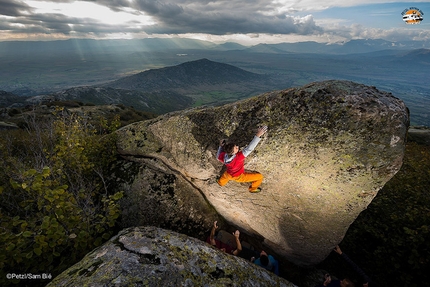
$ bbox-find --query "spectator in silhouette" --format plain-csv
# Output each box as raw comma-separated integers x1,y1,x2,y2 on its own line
333,245,376,287
315,245,377,287
217,125,268,193
316,274,355,287
251,250,279,275
206,221,242,256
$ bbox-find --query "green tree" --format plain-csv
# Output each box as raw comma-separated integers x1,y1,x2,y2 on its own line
0,108,122,286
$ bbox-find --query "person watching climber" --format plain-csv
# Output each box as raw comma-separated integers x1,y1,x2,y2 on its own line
206,221,242,256
217,125,268,193
251,250,279,275
316,274,355,287
333,245,376,287
315,245,376,287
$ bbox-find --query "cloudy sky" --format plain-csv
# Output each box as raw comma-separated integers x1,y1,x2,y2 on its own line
0,0,429,45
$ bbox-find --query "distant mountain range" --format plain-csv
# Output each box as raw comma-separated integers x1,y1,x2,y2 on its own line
1,37,429,97
0,38,429,55
0,38,429,126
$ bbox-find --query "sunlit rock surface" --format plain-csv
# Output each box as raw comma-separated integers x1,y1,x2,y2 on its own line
115,80,409,265
47,226,296,287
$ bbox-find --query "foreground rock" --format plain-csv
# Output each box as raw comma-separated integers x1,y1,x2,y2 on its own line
47,226,296,287
116,80,409,265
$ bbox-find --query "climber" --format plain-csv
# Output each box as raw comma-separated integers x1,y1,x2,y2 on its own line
206,221,242,256
216,125,268,193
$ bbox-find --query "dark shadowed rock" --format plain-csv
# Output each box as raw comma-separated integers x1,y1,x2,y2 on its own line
109,157,221,240
408,126,430,145
115,80,409,265
47,226,296,287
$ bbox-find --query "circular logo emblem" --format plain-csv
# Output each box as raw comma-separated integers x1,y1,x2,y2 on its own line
402,8,424,24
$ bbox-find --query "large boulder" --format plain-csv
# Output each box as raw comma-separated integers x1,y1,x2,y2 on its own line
47,226,296,287
116,80,409,265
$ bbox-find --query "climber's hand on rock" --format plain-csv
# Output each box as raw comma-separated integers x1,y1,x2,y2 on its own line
256,126,268,137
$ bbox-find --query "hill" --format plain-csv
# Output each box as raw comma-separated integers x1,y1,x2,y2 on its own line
0,101,158,130
0,90,27,107
49,86,193,114
0,87,193,115
394,48,430,62
99,58,277,108
103,58,271,92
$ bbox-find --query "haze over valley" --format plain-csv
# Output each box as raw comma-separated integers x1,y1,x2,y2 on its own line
0,38,429,126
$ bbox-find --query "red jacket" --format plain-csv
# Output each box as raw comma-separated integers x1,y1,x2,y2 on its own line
217,136,262,177
218,151,246,177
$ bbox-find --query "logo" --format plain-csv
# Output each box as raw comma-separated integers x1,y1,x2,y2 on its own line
401,7,424,24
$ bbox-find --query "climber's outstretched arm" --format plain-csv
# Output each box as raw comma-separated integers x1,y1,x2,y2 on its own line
242,126,268,157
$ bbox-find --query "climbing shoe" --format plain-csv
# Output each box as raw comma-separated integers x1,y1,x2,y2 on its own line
249,188,262,193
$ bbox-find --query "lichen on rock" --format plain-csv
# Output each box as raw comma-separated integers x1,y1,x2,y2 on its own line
47,226,296,287
115,80,409,265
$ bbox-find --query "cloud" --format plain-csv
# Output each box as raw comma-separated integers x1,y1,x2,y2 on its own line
127,0,323,35
321,21,430,43
143,11,322,36
266,0,429,12
0,0,32,16
0,0,429,43
0,0,325,39
1,13,144,37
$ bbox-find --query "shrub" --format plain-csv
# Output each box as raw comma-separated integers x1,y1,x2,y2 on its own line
0,109,123,286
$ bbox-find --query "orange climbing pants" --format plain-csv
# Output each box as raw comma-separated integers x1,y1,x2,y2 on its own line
217,171,263,192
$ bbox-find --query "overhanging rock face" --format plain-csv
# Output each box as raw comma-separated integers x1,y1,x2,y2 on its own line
47,227,296,287
116,80,409,265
